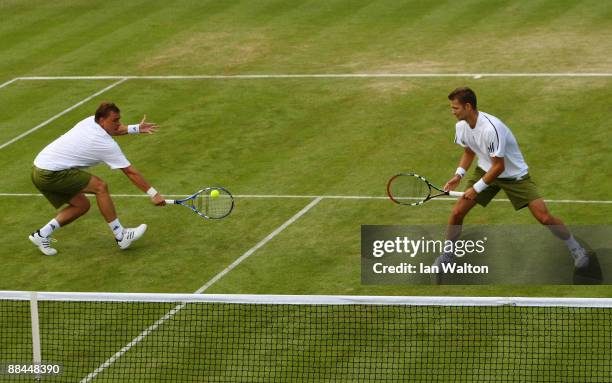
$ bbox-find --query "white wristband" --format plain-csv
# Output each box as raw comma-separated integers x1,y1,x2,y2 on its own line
146,187,158,198
473,179,488,193
127,124,140,134
455,167,466,178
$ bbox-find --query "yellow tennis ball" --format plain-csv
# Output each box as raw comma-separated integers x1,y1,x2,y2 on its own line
210,189,220,198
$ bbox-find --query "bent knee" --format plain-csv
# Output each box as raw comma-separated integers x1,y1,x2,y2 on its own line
536,214,556,226
81,198,91,212
89,177,109,194
451,206,468,220
70,195,91,212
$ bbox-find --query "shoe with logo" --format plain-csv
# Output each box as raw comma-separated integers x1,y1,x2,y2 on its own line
29,231,58,256
117,224,147,250
570,246,589,269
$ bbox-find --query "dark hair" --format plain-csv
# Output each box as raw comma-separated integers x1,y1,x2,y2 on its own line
95,102,120,122
448,87,477,109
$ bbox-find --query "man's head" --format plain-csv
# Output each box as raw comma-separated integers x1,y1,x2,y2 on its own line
448,87,477,121
95,102,121,135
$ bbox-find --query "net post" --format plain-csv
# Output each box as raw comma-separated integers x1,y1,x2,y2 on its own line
30,291,42,381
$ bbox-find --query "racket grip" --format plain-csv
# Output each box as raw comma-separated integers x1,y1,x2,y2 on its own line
165,199,175,204
448,191,464,198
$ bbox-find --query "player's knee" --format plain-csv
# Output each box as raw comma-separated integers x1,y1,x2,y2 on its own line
81,198,91,213
536,213,556,226
451,205,468,220
69,195,90,214
452,205,468,219
91,178,109,194
99,181,109,194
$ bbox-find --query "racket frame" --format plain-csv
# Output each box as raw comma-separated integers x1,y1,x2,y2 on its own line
166,187,234,219
386,173,464,206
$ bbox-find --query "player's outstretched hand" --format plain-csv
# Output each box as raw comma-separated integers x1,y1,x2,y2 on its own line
139,114,158,134
443,175,461,192
152,193,166,206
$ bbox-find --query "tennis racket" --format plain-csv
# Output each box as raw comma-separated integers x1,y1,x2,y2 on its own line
166,187,234,219
387,173,464,206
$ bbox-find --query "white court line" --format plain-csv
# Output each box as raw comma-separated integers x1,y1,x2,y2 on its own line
193,197,323,293
0,78,19,89
13,72,612,81
0,192,610,204
0,79,127,151
79,197,323,383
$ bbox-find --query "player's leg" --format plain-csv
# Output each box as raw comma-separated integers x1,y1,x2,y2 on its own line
55,193,91,226
30,194,91,256
29,167,93,255
527,198,570,239
447,197,478,241
447,166,499,241
527,198,588,267
434,198,479,268
435,168,497,268
82,175,117,222
82,175,147,249
500,175,588,268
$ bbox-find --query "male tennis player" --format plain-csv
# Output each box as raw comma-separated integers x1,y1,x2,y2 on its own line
437,87,589,268
29,102,165,255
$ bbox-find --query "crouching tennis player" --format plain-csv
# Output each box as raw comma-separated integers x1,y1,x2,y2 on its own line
29,102,165,255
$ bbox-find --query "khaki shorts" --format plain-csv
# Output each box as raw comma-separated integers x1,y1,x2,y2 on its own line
31,166,92,208
466,167,541,210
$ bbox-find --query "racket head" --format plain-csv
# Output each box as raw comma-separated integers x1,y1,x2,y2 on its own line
386,173,432,206
189,187,234,219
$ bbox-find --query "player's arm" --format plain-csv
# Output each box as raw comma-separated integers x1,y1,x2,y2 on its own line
444,147,476,191
120,165,165,206
480,156,505,184
458,147,476,171
462,156,505,200
114,115,158,136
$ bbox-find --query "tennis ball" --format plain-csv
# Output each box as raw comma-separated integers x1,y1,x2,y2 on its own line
210,189,220,198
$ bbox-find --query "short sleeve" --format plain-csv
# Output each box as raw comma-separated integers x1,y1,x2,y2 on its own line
454,124,466,148
96,140,131,169
485,126,506,157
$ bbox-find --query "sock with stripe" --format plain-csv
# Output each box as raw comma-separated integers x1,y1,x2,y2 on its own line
108,219,124,241
38,219,60,238
565,235,581,250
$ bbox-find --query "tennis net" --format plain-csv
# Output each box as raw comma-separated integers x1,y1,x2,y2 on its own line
1,291,611,382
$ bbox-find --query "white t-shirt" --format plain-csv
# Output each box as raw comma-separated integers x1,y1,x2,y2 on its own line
34,116,131,171
454,111,529,179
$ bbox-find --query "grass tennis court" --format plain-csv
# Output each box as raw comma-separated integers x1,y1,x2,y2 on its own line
1,77,610,296
1,1,611,381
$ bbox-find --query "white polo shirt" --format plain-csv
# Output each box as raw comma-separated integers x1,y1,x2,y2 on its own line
454,111,529,179
34,116,131,171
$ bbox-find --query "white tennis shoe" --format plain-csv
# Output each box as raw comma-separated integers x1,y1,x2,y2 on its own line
117,224,147,250
29,231,58,256
570,246,589,269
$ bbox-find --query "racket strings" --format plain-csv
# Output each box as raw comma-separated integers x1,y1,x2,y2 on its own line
390,176,430,201
198,189,234,219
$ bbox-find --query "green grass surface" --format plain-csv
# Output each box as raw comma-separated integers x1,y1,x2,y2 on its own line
1,1,611,381
2,0,612,82
1,78,610,296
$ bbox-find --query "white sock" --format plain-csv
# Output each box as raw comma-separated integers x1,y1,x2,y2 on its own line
39,219,60,238
108,219,124,240
565,235,581,250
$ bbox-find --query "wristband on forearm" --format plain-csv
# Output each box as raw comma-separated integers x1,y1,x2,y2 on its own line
146,187,158,198
127,124,140,134
473,179,488,193
455,167,466,178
